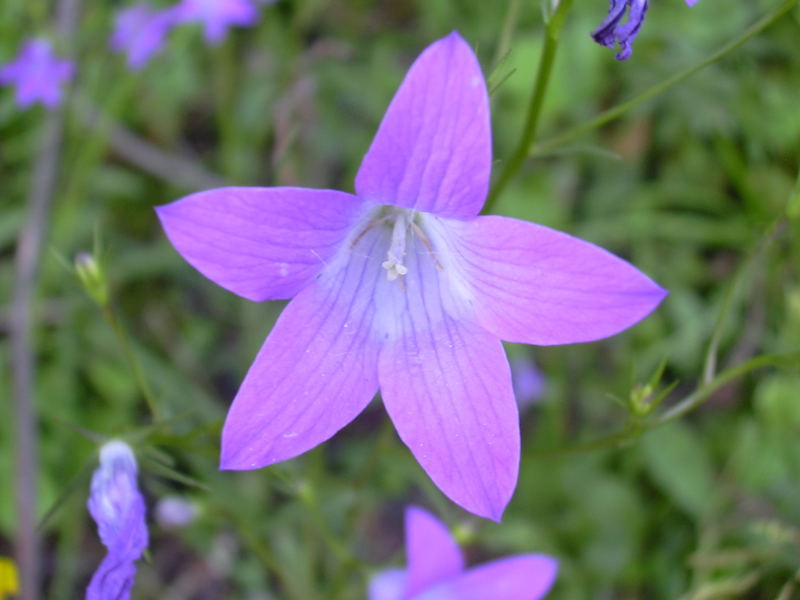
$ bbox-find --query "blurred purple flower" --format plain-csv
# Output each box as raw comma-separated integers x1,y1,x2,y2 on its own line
369,506,557,600
592,0,699,60
173,0,260,44
157,32,666,520
87,441,148,600
110,3,178,70
155,495,197,528
0,38,73,109
511,358,545,409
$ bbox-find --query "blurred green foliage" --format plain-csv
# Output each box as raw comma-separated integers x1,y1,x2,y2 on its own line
1,0,799,598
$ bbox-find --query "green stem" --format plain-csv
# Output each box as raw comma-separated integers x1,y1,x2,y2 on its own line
701,219,783,384
534,351,800,457
659,353,797,422
216,504,306,600
787,162,800,219
532,0,798,157
271,467,365,574
487,0,575,207
102,304,161,422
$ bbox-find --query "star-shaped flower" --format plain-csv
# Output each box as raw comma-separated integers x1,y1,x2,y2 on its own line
86,441,148,600
592,0,700,60
157,32,666,520
173,0,260,45
369,506,557,600
0,38,74,109
110,3,178,70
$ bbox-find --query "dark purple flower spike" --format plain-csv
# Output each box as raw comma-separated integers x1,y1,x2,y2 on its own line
592,0,700,60
157,32,667,520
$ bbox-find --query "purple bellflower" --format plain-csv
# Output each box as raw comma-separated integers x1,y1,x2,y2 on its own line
592,0,700,60
0,38,74,109
369,506,557,600
173,0,260,45
157,33,666,520
87,441,148,600
110,3,178,70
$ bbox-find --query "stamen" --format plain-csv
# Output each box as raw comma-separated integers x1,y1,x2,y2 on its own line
410,221,443,270
350,215,389,249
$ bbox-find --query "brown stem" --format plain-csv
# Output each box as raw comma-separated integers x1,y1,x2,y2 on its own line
11,1,80,597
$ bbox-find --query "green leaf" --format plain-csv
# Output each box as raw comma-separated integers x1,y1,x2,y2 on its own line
640,422,715,520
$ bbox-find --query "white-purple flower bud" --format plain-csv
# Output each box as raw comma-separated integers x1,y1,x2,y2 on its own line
86,441,148,600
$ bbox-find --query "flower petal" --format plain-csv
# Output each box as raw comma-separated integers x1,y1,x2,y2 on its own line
368,569,407,600
156,187,367,301
355,32,491,219
220,225,385,470
377,245,519,520
449,216,667,346
414,555,558,600
405,506,464,595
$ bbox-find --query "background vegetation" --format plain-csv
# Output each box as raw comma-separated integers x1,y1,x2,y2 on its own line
1,0,799,598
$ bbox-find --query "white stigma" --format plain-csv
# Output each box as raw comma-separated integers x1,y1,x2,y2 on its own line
382,213,411,281
382,251,408,280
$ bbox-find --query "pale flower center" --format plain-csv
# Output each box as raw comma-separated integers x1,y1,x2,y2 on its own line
350,207,443,283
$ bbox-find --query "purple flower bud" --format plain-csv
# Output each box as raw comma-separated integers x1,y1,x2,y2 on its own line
86,441,148,600
110,3,178,70
0,38,74,109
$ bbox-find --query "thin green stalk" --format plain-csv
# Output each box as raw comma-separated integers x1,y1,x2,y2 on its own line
532,0,798,157
701,220,783,384
487,0,575,207
534,351,800,457
492,0,522,70
102,304,161,422
775,568,800,600
300,485,364,574
787,163,800,218
271,467,365,575
216,504,306,600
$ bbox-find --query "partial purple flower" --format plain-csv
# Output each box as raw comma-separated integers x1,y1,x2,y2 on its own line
87,441,148,600
0,38,73,109
157,32,667,520
592,0,699,60
110,3,178,70
369,506,557,600
511,358,545,409
173,0,259,44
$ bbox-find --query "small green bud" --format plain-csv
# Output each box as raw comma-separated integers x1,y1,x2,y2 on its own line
75,252,108,306
629,384,654,417
452,522,476,545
